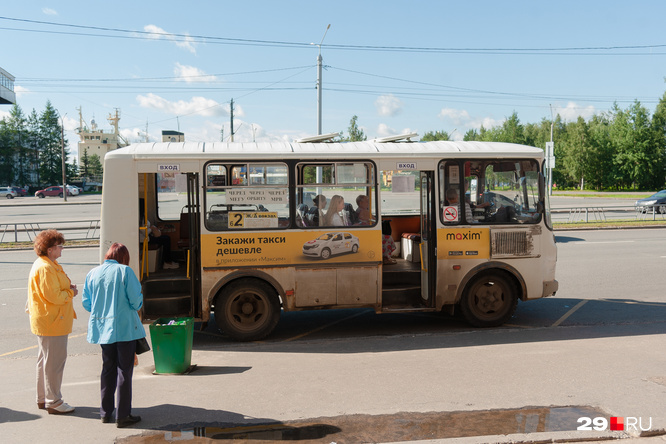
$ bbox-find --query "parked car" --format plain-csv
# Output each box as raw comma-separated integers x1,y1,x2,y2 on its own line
0,187,17,199
65,185,81,196
302,232,360,259
10,186,27,197
35,186,72,198
635,190,666,214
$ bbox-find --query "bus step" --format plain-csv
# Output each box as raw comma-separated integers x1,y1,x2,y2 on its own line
143,293,191,317
142,278,190,295
381,286,421,306
382,270,420,286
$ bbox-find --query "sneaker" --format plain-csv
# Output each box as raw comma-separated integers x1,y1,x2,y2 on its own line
47,401,75,415
163,262,179,269
117,414,141,428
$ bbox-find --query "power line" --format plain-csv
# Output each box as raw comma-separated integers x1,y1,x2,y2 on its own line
2,15,666,55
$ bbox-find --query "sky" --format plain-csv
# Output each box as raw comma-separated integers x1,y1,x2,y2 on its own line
2,0,666,161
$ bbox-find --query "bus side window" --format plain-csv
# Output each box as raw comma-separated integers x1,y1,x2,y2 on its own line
296,162,376,229
204,162,289,231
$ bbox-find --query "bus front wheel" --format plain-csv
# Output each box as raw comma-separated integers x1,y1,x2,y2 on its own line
459,272,518,328
214,278,280,341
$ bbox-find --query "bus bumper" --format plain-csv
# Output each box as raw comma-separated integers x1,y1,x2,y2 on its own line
543,279,558,298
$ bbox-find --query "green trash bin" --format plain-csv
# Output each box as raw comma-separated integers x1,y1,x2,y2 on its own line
149,317,193,374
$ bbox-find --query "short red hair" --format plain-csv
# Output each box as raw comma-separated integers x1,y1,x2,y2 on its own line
34,229,65,257
104,243,130,265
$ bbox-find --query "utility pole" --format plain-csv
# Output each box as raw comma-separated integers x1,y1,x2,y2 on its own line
315,24,330,135
546,105,556,196
230,99,235,142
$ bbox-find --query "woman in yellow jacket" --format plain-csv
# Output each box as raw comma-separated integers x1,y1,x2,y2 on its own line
27,229,78,414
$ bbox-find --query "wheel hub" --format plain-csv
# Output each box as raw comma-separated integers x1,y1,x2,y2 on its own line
241,301,255,315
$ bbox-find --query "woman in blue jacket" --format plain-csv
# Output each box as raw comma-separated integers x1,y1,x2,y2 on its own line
82,243,144,428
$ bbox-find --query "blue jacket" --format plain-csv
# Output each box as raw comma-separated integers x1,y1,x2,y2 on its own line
82,260,145,344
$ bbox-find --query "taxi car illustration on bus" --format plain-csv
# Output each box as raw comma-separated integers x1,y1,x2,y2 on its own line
302,232,360,259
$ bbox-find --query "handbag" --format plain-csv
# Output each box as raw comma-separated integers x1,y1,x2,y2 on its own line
135,337,151,355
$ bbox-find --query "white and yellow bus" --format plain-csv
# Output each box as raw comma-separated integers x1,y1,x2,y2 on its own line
101,139,558,341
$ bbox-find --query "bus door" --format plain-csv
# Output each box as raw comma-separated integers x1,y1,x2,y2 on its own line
185,173,202,317
419,171,436,306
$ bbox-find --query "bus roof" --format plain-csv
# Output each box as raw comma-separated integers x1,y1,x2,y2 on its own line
105,140,544,160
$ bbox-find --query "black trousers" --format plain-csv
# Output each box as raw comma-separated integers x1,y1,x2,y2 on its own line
100,340,136,420
149,234,173,263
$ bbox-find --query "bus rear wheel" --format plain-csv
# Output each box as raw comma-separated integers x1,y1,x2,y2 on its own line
459,272,518,328
214,278,280,341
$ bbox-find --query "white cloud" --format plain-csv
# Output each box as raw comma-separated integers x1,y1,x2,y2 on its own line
136,93,230,117
0,110,10,121
174,63,217,83
472,116,502,130
42,8,58,15
438,108,471,125
556,102,596,122
375,94,403,117
376,123,396,138
375,124,416,140
143,24,197,54
15,85,30,98
437,107,501,134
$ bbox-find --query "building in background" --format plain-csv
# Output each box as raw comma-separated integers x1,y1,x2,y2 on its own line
162,130,185,142
0,67,16,105
76,107,129,166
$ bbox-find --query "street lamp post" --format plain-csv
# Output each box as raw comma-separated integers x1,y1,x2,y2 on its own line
314,24,330,135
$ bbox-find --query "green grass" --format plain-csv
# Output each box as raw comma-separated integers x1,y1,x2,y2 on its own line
0,239,99,250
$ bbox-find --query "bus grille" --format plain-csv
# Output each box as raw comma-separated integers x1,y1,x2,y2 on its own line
492,231,531,256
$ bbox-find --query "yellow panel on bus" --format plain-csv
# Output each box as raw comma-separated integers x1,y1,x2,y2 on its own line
201,230,382,268
437,227,490,259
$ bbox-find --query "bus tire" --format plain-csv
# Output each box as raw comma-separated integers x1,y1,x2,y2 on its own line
214,278,280,341
459,271,517,328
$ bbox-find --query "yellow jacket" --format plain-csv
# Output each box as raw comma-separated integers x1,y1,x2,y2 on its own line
28,256,77,336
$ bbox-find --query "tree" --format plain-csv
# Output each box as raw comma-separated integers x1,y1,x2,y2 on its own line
88,154,103,176
651,92,666,188
610,101,658,190
421,130,451,141
37,101,68,186
25,110,41,185
586,114,615,190
0,104,29,186
463,129,479,141
340,115,366,142
561,117,590,190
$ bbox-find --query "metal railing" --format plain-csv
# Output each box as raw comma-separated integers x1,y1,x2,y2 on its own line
0,220,100,244
552,204,666,223
0,204,664,245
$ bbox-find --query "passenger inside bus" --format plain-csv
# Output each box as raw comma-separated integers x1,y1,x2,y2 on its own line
355,195,371,225
306,195,327,226
446,188,475,224
323,195,347,226
139,202,179,269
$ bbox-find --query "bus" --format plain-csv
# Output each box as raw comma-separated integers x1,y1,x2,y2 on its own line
101,139,558,341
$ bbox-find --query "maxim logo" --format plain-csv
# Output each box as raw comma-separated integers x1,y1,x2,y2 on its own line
446,231,482,241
